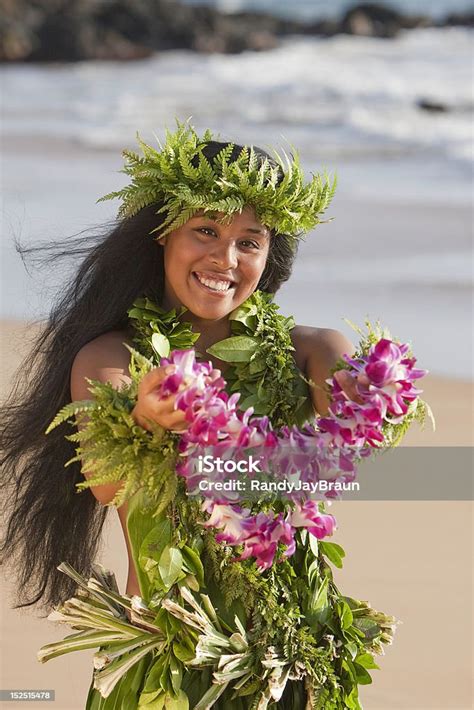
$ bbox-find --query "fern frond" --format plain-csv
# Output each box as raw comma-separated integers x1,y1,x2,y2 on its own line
46,401,96,433
97,123,336,241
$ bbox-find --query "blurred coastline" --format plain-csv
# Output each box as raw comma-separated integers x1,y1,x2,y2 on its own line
2,0,473,61
2,25,473,378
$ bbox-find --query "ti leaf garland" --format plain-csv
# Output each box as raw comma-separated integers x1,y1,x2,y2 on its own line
208,291,314,427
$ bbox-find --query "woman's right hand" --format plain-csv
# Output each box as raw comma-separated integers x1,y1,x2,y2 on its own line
131,366,188,433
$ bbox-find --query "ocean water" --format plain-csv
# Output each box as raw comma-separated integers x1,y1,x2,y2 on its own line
1,28,472,378
3,29,472,169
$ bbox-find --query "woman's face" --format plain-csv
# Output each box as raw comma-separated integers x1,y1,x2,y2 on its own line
159,207,270,321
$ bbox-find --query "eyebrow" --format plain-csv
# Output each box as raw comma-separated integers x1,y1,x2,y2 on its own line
193,216,269,237
244,227,268,236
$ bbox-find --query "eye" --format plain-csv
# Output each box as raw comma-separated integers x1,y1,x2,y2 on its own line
196,227,217,237
239,239,260,250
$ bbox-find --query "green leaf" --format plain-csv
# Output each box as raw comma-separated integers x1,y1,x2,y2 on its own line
164,690,189,710
169,654,183,695
352,617,380,640
319,541,346,569
238,393,260,410
172,641,195,663
181,546,205,587
143,656,168,693
307,559,319,587
138,691,164,707
128,493,168,599
354,665,373,685
354,652,380,670
339,601,354,630
152,333,171,358
207,336,259,363
312,575,329,612
309,534,319,558
158,547,184,590
94,639,164,698
194,682,229,710
38,631,127,663
248,355,265,374
139,518,173,590
344,686,362,710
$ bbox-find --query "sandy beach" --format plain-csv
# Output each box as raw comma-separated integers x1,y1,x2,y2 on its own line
1,319,472,710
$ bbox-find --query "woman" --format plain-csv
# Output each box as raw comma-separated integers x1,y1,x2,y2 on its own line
1,125,350,608
73,214,354,603
2,124,395,708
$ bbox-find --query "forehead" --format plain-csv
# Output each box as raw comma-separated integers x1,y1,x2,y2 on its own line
190,207,269,234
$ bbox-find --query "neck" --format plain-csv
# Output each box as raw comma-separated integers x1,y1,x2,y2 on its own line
182,312,231,354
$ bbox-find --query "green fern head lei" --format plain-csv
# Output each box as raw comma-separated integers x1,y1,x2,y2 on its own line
98,120,337,240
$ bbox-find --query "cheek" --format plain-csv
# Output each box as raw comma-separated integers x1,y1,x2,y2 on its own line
247,251,269,284
163,240,192,276
166,236,207,268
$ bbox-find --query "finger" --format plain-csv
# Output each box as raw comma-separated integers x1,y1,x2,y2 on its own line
139,365,175,392
147,398,186,421
166,409,187,427
333,370,351,389
134,406,187,432
333,370,364,403
149,393,182,414
169,424,189,433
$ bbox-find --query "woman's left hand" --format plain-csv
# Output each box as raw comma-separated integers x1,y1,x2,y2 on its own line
332,369,369,404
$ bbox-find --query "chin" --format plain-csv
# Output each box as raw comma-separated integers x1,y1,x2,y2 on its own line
188,300,236,321
184,279,253,320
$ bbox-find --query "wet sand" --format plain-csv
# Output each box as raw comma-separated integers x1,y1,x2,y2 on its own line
1,320,472,709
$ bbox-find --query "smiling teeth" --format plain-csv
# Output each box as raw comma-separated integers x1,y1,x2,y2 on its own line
196,275,231,292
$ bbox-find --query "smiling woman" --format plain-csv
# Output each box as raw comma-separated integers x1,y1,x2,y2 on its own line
159,209,271,323
1,122,375,709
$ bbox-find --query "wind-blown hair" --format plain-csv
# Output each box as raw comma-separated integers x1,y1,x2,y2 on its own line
0,141,298,610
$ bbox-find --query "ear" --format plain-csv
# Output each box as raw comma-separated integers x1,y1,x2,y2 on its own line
156,235,167,246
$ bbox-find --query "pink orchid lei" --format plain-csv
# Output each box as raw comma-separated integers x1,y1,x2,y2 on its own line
158,339,426,570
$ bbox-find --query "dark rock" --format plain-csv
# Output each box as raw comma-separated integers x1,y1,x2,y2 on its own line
341,3,431,38
417,99,449,113
300,19,343,37
0,0,299,61
0,0,457,63
30,9,85,61
441,12,474,27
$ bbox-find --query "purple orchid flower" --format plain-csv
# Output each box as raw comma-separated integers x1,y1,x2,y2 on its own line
153,339,426,570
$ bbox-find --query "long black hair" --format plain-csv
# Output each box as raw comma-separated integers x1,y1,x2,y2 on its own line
0,141,298,610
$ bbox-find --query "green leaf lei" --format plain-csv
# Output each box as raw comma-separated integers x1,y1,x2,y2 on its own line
42,293,404,709
129,291,314,428
97,121,337,240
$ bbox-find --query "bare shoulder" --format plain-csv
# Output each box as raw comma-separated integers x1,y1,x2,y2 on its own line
291,325,355,372
291,325,355,416
71,329,134,400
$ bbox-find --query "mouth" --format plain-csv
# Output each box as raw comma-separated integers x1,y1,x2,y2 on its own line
192,271,236,295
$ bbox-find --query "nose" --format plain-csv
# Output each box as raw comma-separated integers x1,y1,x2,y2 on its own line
208,241,238,270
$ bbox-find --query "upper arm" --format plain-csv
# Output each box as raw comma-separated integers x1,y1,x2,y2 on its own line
292,326,355,416
70,332,132,401
70,332,133,504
